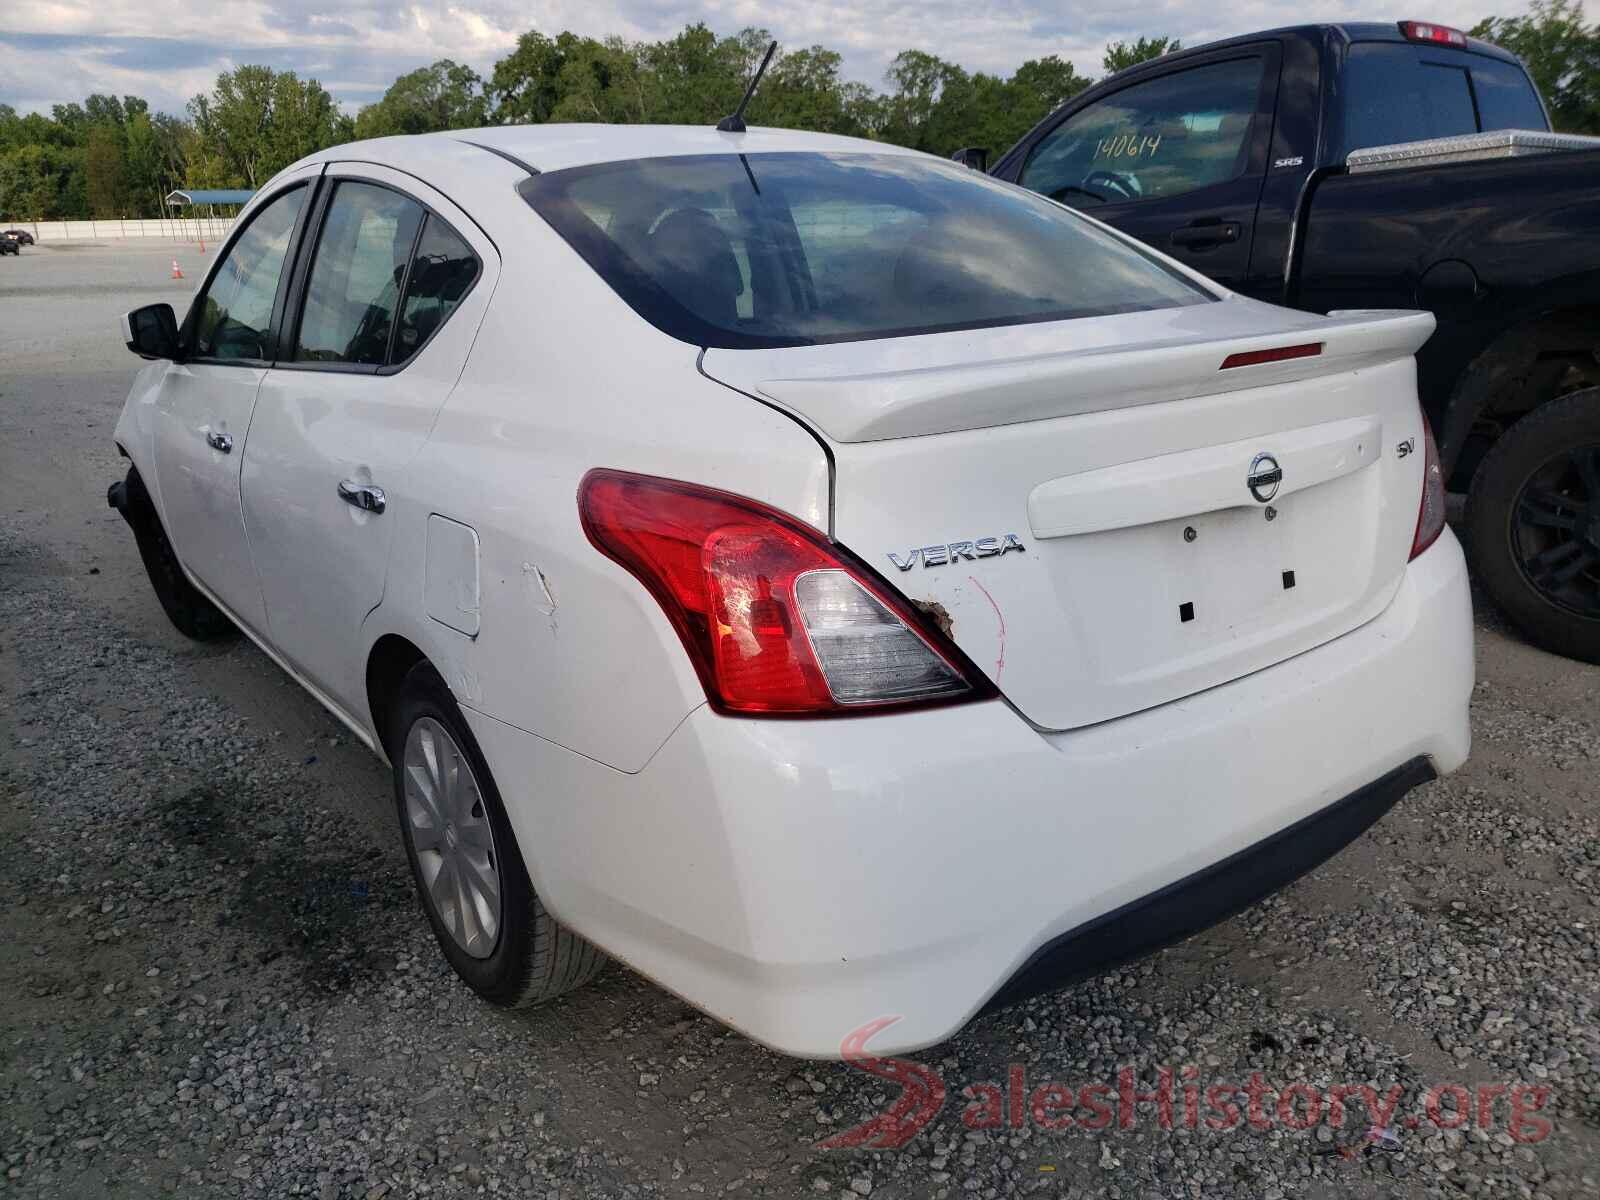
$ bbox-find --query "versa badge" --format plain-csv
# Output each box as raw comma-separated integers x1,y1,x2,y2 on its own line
889,535,1025,571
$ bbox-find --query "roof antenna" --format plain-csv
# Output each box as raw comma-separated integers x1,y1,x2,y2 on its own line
717,40,777,133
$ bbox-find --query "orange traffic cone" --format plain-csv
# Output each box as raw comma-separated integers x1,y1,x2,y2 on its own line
171,259,184,279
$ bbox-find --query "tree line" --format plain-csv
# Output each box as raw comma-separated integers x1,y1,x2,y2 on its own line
1,0,1596,221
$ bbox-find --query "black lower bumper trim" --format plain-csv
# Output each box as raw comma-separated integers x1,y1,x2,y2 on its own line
984,756,1436,1012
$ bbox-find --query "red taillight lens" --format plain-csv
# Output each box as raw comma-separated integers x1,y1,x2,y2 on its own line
579,470,986,715
1410,413,1447,560
1219,342,1322,370
1399,20,1468,46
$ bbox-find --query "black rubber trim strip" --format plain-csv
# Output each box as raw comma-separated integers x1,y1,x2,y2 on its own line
456,139,541,177
984,755,1436,1012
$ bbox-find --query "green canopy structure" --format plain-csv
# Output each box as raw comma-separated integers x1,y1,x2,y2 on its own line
165,189,256,206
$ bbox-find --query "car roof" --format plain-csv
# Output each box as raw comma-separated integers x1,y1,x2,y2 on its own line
303,124,924,181
1113,21,1522,83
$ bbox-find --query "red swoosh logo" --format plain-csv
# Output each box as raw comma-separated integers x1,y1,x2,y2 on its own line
817,1016,947,1150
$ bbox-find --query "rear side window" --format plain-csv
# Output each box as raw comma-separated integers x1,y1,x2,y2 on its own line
296,181,425,366
1339,44,1548,155
1470,57,1549,130
393,217,480,366
520,152,1209,350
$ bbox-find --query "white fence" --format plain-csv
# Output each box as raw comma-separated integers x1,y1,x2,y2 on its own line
8,215,238,243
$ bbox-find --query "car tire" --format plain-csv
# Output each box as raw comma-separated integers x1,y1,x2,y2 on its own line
389,661,608,1007
117,468,237,641
1465,388,1600,664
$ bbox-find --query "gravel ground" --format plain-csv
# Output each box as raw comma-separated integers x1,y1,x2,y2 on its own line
2,240,1598,1199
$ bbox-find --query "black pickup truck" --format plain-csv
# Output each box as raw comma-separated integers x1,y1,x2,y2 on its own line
989,21,1600,662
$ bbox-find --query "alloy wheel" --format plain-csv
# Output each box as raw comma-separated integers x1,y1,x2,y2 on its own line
402,716,502,958
1510,444,1600,621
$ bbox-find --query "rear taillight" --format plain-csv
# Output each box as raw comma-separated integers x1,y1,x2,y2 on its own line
1399,20,1468,46
1410,413,1446,560
579,470,989,715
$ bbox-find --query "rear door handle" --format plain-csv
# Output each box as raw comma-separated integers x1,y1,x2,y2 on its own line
337,479,386,514
205,430,233,453
1170,221,1241,249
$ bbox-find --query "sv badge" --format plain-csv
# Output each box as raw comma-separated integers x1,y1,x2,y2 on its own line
889,535,1025,571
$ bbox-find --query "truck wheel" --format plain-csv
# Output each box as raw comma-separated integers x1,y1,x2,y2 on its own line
112,468,237,641
1465,389,1600,663
389,662,608,1007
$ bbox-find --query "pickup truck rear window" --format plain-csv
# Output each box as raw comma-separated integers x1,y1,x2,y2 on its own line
519,152,1210,350
1339,43,1548,156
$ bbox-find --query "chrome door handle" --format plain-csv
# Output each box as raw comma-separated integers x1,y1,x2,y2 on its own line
337,479,386,514
205,430,233,453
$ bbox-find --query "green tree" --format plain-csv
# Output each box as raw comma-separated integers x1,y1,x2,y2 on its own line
1472,0,1600,133
354,60,489,138
491,30,598,124
638,23,747,123
749,45,869,135
1102,36,1182,74
879,50,972,152
189,66,349,188
0,143,83,219
123,110,164,210
84,124,127,215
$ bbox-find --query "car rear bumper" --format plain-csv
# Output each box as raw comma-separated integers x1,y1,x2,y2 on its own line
464,529,1473,1057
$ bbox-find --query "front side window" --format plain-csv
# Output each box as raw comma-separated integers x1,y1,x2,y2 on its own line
1021,58,1266,207
520,152,1209,350
192,185,305,361
296,181,424,366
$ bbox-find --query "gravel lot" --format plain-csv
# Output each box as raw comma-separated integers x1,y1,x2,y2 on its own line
2,240,1598,1199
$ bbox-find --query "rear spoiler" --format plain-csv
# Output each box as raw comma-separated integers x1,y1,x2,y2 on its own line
753,310,1436,443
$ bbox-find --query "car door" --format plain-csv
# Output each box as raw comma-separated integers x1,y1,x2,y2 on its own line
241,164,494,717
151,170,320,634
1000,46,1281,292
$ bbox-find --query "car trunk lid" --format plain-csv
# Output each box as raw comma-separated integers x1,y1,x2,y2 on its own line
701,301,1436,730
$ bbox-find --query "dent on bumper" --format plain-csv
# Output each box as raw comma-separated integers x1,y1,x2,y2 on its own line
464,530,1474,1057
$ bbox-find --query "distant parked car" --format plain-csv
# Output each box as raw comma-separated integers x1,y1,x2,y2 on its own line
3,229,35,245
0,234,20,256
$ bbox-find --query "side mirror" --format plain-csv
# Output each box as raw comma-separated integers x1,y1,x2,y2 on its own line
950,146,990,172
122,303,180,360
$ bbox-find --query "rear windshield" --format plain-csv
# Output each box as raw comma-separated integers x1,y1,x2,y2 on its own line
1339,43,1548,156
519,152,1210,349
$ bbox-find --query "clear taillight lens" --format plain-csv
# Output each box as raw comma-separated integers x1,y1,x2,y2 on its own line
795,570,966,704
579,470,987,716
1411,413,1446,560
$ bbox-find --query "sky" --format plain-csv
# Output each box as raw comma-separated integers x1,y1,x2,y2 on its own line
0,0,1539,119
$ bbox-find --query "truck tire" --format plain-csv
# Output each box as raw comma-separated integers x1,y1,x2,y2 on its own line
112,468,237,641
1465,389,1600,664
389,661,608,1007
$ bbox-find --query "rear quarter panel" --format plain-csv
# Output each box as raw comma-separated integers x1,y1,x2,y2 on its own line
364,199,831,773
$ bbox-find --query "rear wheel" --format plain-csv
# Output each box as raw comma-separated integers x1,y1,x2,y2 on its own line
115,468,236,641
389,662,607,1006
1465,389,1600,663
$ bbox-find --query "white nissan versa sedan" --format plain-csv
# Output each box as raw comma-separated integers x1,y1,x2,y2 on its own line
108,125,1472,1057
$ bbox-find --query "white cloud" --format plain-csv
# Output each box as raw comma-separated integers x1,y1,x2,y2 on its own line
0,0,1539,117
